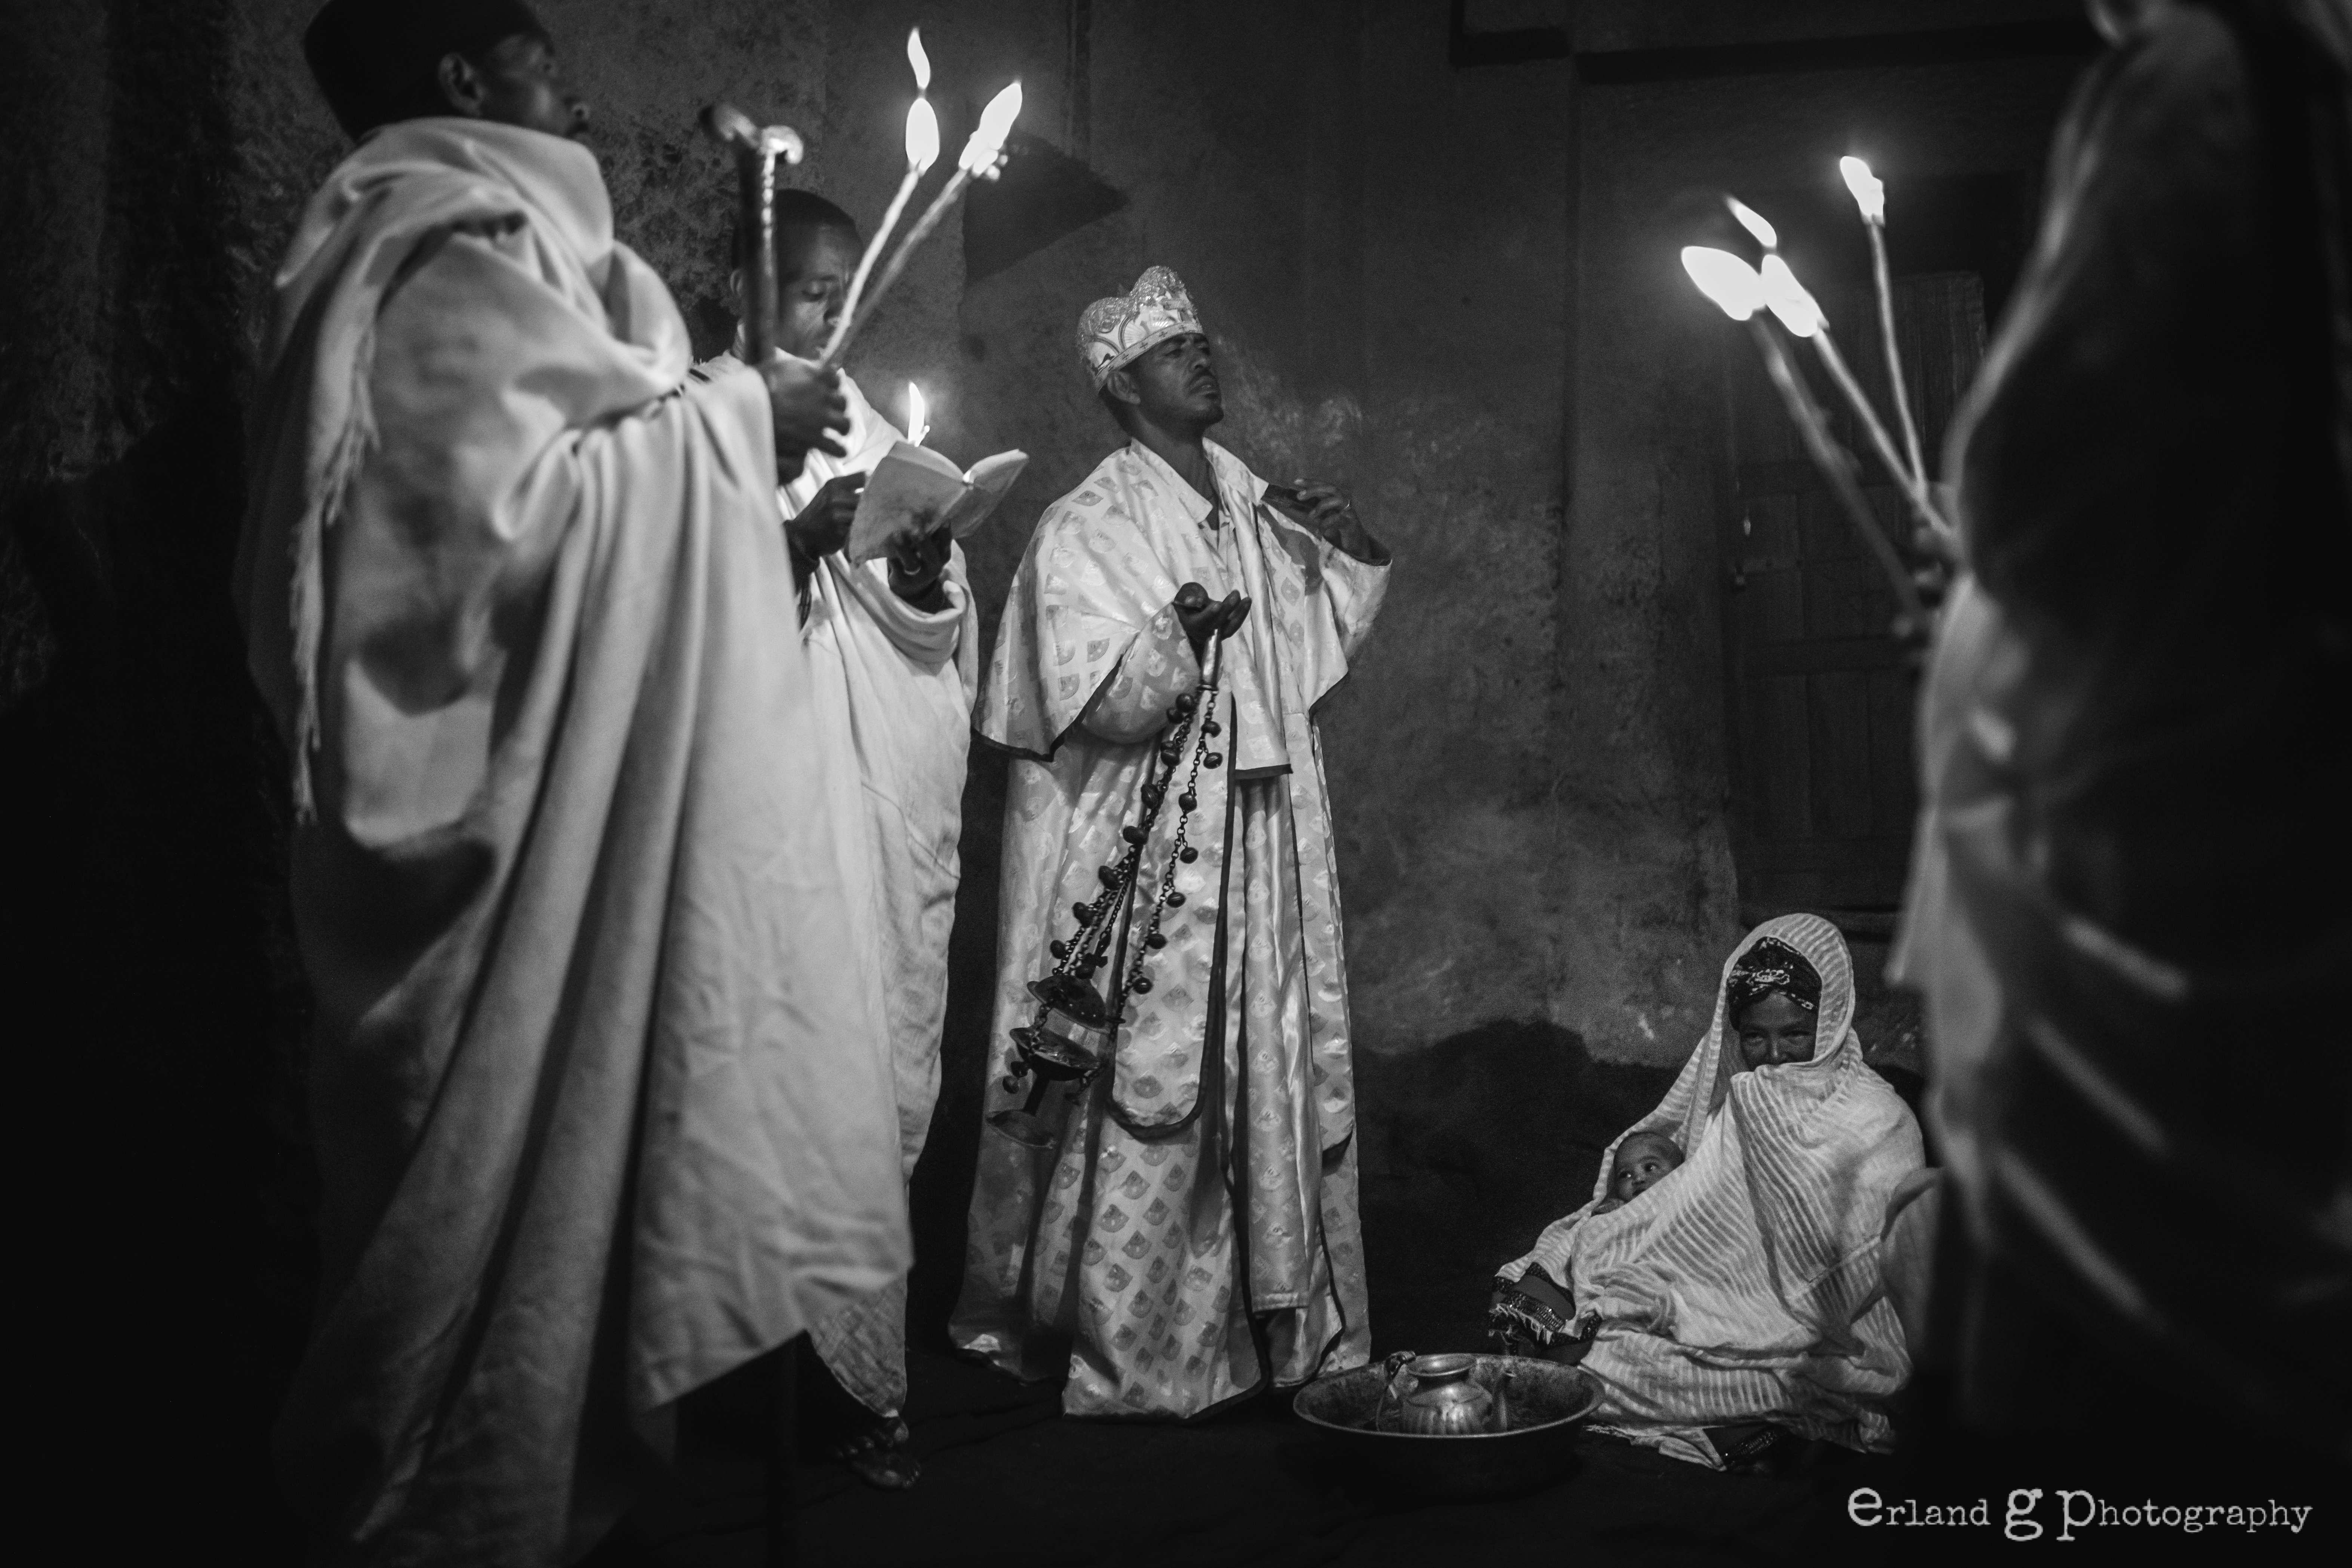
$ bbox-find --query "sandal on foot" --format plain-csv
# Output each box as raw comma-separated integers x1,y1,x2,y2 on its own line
834,1417,920,1490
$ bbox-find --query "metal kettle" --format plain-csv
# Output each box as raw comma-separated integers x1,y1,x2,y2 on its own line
1375,1352,1494,1436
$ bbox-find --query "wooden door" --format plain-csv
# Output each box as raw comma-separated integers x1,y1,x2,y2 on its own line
1721,271,1987,924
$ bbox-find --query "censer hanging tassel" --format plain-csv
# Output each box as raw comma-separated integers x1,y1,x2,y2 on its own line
989,637,1228,1149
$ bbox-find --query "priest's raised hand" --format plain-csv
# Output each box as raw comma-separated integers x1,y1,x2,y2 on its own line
1275,480,1388,564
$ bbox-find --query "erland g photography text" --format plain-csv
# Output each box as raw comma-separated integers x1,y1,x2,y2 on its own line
1847,1488,2318,1543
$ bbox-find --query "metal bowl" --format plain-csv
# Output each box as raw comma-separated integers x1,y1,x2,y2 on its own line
1292,1354,1601,1503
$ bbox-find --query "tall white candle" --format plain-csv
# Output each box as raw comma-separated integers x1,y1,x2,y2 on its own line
819,30,939,368
823,81,1023,372
1839,157,1928,490
1681,247,1927,629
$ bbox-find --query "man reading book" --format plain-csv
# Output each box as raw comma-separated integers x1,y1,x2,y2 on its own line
702,190,979,1487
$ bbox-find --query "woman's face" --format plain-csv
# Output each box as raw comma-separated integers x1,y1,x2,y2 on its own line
1733,991,1817,1070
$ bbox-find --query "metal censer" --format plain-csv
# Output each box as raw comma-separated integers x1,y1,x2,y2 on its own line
989,638,1228,1149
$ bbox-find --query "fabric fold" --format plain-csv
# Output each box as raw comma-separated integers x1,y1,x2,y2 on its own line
241,118,905,1565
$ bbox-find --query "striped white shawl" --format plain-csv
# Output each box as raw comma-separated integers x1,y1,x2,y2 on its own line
1501,914,1924,1466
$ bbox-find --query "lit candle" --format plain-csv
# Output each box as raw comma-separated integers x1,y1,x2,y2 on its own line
905,382,929,446
1721,190,1954,549
1839,156,1928,490
819,29,940,367
1682,246,1927,630
822,80,1024,370
1724,195,1777,252
1757,252,1948,545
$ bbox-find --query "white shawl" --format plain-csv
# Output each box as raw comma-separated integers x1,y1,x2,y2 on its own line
1501,914,1923,1466
237,120,906,1565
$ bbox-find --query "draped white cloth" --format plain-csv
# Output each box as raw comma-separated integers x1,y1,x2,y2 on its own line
777,370,979,1416
235,119,905,1565
1500,914,1923,1467
954,440,1385,1417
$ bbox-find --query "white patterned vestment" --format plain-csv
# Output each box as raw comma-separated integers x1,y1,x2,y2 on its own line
953,439,1386,1417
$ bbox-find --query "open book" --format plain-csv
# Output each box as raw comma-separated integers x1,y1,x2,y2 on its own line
846,441,1028,564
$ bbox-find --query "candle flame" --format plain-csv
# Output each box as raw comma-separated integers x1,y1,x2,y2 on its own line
1681,247,1765,321
905,97,940,172
1759,255,1824,338
1725,196,1777,251
1839,156,1885,223
907,28,931,91
959,80,1024,174
906,383,929,446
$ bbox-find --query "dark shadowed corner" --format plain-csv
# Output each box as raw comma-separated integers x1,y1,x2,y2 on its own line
1355,1019,1668,1355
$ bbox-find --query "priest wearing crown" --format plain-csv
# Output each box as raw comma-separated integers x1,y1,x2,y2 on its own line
952,268,1389,1418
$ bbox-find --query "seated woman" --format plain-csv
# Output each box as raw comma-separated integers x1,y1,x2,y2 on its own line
1490,913,1924,1469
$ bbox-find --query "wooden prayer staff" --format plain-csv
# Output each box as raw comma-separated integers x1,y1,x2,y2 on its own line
1839,158,1928,487
700,105,806,363
820,81,1023,373
1681,247,1929,632
819,29,940,367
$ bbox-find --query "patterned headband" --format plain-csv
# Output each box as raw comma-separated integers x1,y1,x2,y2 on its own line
1725,936,1822,1015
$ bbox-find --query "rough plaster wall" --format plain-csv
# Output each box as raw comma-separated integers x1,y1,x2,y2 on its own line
1343,10,1571,1057
1563,54,2082,1065
4,2,315,1549
813,0,1575,1064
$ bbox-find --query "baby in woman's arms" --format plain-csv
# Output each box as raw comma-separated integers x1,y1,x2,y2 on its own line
1591,1129,1684,1215
1487,1130,1687,1357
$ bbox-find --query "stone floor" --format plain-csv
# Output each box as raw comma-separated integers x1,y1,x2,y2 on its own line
587,1350,1903,1568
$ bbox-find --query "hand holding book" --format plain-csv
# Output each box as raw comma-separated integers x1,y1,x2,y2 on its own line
846,441,1029,564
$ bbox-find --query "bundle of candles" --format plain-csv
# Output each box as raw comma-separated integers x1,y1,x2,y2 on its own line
817,29,1024,372
1681,158,1957,635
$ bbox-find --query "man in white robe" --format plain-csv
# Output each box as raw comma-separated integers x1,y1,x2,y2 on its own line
953,267,1387,1418
702,193,979,1483
237,4,907,1559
